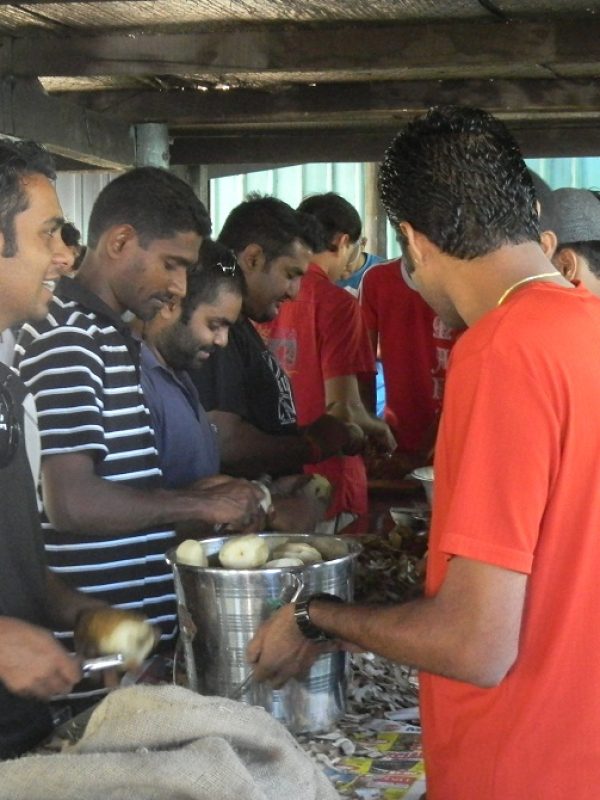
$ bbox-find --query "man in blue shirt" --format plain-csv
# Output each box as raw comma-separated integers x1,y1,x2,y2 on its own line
138,241,244,489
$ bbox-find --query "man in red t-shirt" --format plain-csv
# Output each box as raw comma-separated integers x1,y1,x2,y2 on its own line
360,256,457,474
259,193,395,529
248,106,600,799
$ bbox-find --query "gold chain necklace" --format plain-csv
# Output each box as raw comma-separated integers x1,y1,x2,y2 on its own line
496,272,558,307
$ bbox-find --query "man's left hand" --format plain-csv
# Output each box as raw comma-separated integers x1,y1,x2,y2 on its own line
246,604,329,688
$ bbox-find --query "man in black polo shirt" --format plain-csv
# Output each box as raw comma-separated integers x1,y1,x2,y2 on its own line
190,196,363,479
0,140,126,758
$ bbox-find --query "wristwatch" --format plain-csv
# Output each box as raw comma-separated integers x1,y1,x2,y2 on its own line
294,592,344,642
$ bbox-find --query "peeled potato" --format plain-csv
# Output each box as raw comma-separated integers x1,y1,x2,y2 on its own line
302,474,333,504
272,542,323,564
219,533,269,569
77,609,155,670
264,537,288,557
264,557,304,568
175,539,208,567
311,536,349,560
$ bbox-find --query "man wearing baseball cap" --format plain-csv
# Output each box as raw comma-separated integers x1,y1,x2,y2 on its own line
551,187,600,298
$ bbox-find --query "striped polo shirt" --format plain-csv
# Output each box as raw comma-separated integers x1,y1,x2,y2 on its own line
14,277,177,649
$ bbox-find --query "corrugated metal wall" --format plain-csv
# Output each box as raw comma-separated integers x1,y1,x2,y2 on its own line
55,157,600,251
55,171,116,242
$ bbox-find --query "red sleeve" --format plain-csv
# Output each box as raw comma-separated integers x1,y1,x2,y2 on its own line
317,286,375,381
359,268,378,332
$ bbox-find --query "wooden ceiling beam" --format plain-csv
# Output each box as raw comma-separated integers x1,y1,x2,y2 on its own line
0,77,134,169
2,18,600,78
170,119,600,166
77,77,600,128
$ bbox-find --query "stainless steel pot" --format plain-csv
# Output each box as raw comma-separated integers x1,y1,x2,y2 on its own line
165,533,360,734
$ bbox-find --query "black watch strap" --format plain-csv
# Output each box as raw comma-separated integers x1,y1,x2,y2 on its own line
294,592,344,642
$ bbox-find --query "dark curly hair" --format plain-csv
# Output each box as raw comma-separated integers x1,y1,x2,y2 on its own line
379,106,540,259
0,139,56,258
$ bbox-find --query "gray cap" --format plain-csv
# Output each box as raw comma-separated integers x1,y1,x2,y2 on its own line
552,188,600,244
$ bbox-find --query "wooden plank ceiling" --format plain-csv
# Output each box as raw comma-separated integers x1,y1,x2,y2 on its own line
0,0,599,169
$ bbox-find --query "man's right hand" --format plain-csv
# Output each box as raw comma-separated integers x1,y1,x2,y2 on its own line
0,617,81,699
184,477,267,530
303,414,365,461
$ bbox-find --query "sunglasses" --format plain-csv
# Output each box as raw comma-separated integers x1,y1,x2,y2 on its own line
215,252,238,274
0,370,22,469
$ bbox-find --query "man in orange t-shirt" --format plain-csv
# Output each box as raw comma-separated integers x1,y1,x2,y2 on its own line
247,106,600,799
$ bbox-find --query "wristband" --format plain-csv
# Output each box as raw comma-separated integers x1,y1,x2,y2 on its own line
294,592,344,642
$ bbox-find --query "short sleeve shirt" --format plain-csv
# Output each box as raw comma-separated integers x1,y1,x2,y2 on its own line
360,259,457,451
421,282,600,799
140,343,219,488
190,315,298,436
14,277,178,648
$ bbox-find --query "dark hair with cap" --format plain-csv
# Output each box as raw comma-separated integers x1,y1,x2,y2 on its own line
180,239,246,325
218,194,312,265
87,166,211,249
297,192,362,252
0,139,56,258
553,188,600,278
379,106,540,259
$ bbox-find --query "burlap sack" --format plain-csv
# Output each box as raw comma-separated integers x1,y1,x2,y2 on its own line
0,684,339,800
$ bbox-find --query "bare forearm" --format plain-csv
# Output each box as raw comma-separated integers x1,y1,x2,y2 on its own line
210,412,309,477
43,454,264,536
45,475,223,535
313,560,524,687
249,558,525,690
311,598,487,683
325,374,395,451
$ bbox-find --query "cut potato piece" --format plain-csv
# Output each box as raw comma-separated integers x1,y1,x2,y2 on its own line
272,542,323,564
311,536,348,560
266,535,289,554
219,533,270,569
264,557,304,568
302,474,333,504
175,539,208,567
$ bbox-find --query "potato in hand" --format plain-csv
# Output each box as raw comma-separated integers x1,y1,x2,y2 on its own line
75,608,157,670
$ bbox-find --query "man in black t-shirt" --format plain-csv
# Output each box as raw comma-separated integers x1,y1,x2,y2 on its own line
0,142,168,758
0,140,112,757
191,196,363,478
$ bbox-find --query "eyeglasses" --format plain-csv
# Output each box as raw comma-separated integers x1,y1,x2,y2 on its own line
0,371,21,469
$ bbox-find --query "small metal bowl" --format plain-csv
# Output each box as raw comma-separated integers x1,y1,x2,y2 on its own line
409,466,434,505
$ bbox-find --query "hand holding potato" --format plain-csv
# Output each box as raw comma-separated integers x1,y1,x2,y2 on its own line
303,414,365,461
